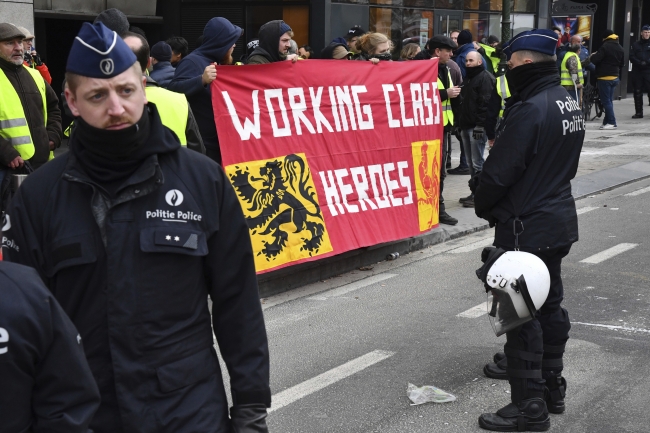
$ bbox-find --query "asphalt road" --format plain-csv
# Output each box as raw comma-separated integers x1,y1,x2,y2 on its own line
257,177,650,433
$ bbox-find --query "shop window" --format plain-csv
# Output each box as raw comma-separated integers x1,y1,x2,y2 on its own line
462,12,489,41
404,0,433,6
369,7,403,55
434,0,464,9
464,0,489,11
402,9,434,47
511,13,535,35
370,0,403,5
488,14,502,41
489,0,535,12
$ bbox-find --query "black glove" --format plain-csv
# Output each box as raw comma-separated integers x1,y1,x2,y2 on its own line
230,404,269,433
32,53,43,66
472,126,485,140
468,171,481,194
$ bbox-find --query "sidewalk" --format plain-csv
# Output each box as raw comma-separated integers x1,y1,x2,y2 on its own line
258,95,650,297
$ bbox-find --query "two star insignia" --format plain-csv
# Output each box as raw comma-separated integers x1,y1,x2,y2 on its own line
165,235,180,242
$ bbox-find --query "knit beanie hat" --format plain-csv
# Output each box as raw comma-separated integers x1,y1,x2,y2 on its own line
150,41,172,62
457,29,473,46
94,8,130,35
603,29,615,39
279,22,292,35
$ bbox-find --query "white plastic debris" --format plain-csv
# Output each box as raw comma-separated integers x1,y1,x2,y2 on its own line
407,383,456,405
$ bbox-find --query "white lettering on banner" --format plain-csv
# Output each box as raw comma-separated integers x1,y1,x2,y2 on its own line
224,83,439,140
319,161,413,216
288,88,316,135
265,89,292,138
351,86,374,130
222,90,261,140
0,327,8,355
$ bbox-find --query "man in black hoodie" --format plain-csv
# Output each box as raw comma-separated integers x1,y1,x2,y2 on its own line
458,51,495,208
246,20,298,64
168,17,243,164
630,25,650,118
5,22,271,433
589,30,625,129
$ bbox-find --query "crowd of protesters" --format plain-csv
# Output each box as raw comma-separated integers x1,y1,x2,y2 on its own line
0,6,645,431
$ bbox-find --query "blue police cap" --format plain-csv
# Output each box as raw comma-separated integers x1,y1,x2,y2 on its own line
502,29,558,60
66,22,137,78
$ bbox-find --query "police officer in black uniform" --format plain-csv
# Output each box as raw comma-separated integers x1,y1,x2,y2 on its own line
0,251,100,432
3,22,270,433
471,30,585,431
630,24,650,118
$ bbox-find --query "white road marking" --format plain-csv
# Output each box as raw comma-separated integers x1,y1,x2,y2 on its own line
625,186,650,197
449,237,494,254
457,301,489,318
308,274,397,300
269,350,395,413
580,243,639,264
576,206,599,215
572,322,650,334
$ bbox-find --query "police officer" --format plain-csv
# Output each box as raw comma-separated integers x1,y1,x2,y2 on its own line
472,30,584,431
0,254,100,432
4,22,270,433
630,24,650,118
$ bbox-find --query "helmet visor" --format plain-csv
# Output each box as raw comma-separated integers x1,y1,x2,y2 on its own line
487,287,533,336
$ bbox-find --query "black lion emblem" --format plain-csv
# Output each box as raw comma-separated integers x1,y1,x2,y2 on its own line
230,154,327,260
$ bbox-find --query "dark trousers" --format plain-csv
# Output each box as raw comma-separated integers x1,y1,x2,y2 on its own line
498,244,572,402
632,70,650,114
440,132,448,212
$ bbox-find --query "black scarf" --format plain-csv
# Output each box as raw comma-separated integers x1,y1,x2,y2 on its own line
71,106,153,196
506,61,559,95
465,65,484,79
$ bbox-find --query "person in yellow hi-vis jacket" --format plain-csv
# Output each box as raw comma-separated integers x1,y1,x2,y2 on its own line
0,23,61,185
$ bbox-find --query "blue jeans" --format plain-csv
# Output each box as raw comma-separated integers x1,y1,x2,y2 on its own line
461,128,486,177
597,78,619,126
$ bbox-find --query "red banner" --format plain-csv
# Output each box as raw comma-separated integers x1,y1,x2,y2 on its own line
212,59,443,273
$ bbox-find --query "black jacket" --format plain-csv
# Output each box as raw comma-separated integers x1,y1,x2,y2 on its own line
459,67,495,129
590,38,625,78
630,37,650,72
0,57,62,168
246,20,286,64
0,261,100,432
474,74,584,251
149,61,175,88
4,110,271,433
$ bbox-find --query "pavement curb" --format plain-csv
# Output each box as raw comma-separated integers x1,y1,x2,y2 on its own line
258,160,650,298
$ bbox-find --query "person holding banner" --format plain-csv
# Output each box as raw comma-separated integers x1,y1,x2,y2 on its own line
246,20,297,65
473,29,584,432
168,17,243,164
4,22,271,433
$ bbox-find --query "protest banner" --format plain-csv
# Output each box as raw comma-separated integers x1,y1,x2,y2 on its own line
212,59,443,273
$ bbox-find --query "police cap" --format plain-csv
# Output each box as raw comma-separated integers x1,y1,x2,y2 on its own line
502,29,558,60
66,22,137,79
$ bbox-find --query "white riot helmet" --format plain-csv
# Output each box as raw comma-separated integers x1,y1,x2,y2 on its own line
476,248,550,336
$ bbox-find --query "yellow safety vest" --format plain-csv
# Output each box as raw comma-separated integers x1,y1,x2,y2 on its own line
437,69,454,127
560,52,584,87
0,65,47,161
145,86,189,146
479,43,500,74
496,75,511,118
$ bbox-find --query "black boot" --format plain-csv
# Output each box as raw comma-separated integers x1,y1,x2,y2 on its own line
633,92,644,118
544,373,567,414
479,398,550,432
542,344,566,414
484,355,508,380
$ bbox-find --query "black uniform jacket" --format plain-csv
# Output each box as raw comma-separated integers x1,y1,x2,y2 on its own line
630,37,650,72
3,111,271,433
0,261,100,432
474,74,585,251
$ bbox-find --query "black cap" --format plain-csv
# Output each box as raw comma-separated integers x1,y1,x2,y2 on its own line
427,35,457,51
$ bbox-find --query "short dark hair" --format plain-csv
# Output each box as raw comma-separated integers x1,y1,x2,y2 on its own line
299,44,314,57
515,50,557,63
129,26,147,39
166,36,188,57
552,26,562,33
122,31,150,73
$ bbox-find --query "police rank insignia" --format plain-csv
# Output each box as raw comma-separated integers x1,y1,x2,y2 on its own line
226,153,333,272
